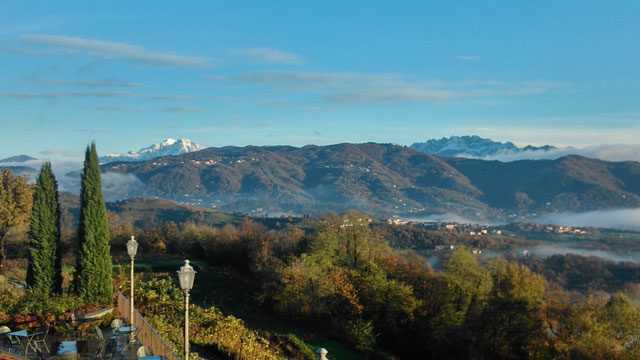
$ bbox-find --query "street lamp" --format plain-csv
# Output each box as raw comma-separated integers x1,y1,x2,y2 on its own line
126,235,139,344
177,260,196,360
316,348,328,360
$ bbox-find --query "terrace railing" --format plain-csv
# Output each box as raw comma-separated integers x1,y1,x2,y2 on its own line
117,292,181,360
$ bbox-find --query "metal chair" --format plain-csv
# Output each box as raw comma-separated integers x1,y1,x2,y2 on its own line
6,330,23,353
95,326,117,360
29,327,50,355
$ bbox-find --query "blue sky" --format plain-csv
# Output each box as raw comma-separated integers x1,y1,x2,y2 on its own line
1,1,639,159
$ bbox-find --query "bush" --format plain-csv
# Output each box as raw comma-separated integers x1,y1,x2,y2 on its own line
135,277,280,360
14,292,83,318
343,319,376,352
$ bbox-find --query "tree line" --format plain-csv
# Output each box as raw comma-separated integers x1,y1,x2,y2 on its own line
1,143,113,304
109,213,640,359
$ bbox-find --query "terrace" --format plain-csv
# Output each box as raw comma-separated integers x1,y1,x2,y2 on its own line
0,296,172,360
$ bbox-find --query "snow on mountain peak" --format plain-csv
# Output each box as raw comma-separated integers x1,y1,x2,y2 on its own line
100,138,203,164
410,135,555,158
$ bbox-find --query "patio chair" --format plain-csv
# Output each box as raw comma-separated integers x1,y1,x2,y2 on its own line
29,327,50,355
94,327,113,360
5,329,23,352
56,340,78,360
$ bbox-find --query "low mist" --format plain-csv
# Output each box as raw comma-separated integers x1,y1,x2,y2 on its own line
407,213,495,225
485,144,640,162
527,244,640,263
535,208,640,231
8,159,144,202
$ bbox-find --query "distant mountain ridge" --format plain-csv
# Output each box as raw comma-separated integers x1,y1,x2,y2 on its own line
0,154,37,163
0,165,38,177
100,138,202,164
411,135,556,158
101,142,640,220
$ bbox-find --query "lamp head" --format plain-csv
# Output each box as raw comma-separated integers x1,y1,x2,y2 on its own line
127,236,138,259
177,259,196,292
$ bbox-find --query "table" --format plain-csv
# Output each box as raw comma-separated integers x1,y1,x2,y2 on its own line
57,341,78,359
57,341,77,355
116,326,136,334
7,330,27,338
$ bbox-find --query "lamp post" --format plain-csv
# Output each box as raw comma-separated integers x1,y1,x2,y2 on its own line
316,348,328,360
126,235,139,344
177,260,196,360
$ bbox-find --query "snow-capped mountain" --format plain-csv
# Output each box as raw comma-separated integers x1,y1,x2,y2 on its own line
100,138,203,164
411,135,555,158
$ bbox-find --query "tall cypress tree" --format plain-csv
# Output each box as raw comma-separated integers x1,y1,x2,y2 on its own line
26,162,60,295
75,143,113,304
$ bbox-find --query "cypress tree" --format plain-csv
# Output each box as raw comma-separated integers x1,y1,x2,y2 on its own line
75,143,113,304
26,162,60,295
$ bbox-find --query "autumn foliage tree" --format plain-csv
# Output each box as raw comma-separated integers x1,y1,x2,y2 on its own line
0,169,32,271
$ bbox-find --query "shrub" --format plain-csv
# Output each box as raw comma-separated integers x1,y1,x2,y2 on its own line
135,277,280,360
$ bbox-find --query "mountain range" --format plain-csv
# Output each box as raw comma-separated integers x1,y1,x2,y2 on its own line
411,135,556,158
3,137,639,222
0,165,37,177
100,138,202,164
0,154,37,163
101,142,640,220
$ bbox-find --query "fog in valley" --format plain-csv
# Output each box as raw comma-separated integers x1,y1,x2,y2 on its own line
535,208,640,231
3,159,144,201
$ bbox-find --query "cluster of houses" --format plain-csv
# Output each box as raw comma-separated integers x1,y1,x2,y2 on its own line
340,216,374,228
186,156,261,167
433,244,484,255
512,222,589,235
386,218,505,236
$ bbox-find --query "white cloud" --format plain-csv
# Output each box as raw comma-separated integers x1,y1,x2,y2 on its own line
160,106,202,113
484,144,640,162
238,47,302,64
0,91,135,99
456,122,640,148
31,78,143,88
21,34,211,68
0,91,192,101
234,71,564,105
456,55,480,61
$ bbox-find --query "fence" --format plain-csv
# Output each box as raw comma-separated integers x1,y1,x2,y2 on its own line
117,292,181,360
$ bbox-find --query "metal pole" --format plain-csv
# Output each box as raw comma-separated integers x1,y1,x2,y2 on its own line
130,257,136,344
185,290,190,360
